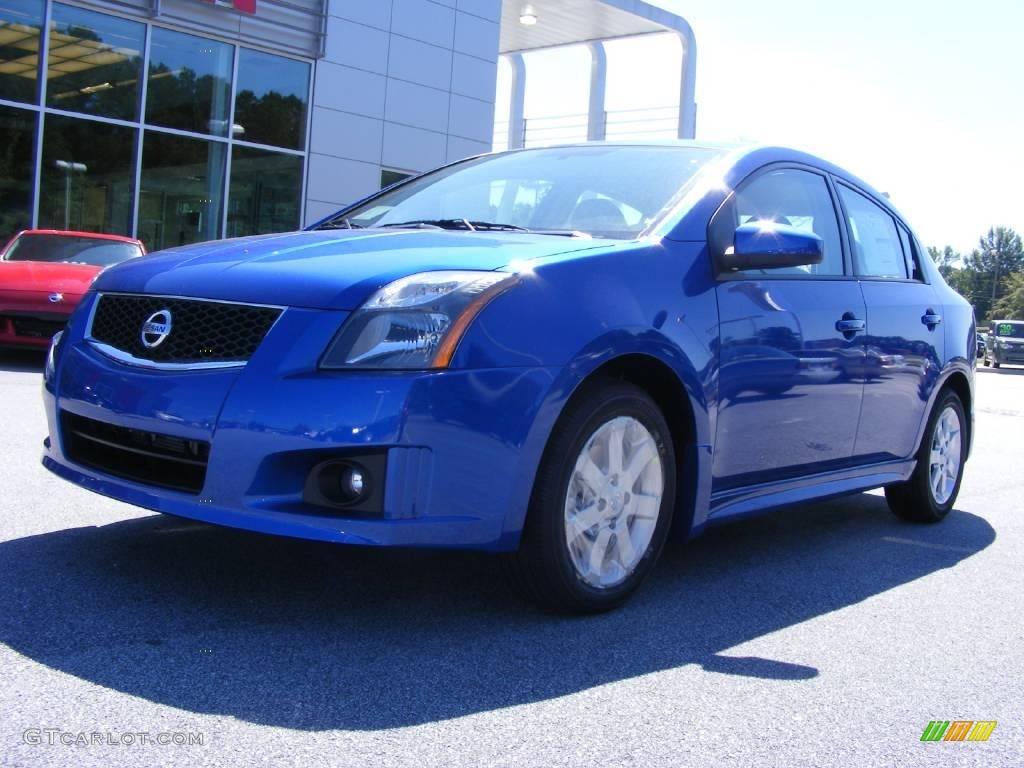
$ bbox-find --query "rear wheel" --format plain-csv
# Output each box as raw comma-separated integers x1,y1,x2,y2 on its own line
885,390,966,523
505,380,676,613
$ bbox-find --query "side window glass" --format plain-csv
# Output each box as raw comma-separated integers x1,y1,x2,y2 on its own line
897,225,922,281
734,169,844,276
838,185,908,279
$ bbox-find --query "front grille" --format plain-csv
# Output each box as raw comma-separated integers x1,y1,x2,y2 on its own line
89,294,281,364
61,411,210,494
8,316,66,339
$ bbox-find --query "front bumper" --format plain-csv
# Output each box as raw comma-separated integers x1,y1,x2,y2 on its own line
1,312,69,349
42,300,562,551
992,344,1024,364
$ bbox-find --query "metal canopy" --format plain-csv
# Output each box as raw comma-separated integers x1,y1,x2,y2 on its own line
498,0,698,144
500,0,668,53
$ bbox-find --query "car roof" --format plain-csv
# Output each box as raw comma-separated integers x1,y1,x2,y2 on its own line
14,229,143,245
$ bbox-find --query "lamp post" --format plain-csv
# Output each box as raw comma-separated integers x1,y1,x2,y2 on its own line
54,160,87,230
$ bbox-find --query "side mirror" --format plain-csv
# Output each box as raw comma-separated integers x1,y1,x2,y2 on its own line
718,222,824,272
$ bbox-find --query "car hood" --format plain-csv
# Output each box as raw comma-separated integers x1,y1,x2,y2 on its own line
0,260,99,296
93,229,611,310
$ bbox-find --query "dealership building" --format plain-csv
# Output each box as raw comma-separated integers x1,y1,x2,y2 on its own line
0,0,695,250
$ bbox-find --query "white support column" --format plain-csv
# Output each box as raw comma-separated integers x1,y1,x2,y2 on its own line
676,28,697,139
505,53,526,150
587,41,607,141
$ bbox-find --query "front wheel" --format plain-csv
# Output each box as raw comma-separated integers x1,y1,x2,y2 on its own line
505,380,676,613
885,390,966,523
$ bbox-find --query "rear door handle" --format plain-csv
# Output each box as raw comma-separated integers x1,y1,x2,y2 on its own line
922,310,943,329
835,315,865,337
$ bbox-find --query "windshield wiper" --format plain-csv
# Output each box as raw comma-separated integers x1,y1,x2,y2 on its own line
373,219,588,236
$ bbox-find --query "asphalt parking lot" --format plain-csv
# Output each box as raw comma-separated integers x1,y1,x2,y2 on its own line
1,350,1021,768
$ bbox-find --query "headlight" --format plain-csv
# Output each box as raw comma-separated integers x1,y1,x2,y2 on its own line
45,330,64,382
320,271,519,370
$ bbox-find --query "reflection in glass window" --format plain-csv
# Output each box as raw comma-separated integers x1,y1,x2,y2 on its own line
139,131,225,250
46,4,144,120
0,0,44,104
838,185,907,279
0,104,35,242
227,146,302,237
233,49,309,150
735,169,843,276
146,28,233,136
38,114,136,235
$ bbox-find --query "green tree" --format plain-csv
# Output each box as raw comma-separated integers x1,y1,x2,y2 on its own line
962,227,1024,321
928,245,961,278
991,271,1024,320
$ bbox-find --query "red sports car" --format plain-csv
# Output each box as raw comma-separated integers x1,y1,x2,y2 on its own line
0,230,146,349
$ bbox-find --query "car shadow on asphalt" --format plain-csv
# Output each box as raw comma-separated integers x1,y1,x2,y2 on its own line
0,494,994,730
0,350,45,373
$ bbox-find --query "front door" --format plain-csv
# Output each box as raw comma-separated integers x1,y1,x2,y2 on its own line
712,166,866,490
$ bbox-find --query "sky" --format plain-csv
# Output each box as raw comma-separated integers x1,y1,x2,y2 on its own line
497,0,1024,254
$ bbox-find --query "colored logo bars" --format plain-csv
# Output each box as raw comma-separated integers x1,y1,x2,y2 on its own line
920,721,997,742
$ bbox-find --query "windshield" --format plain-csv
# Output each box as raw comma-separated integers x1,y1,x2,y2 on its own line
993,322,1024,338
324,145,724,240
5,234,143,267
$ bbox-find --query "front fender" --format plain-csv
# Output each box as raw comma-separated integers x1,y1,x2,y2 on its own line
449,240,719,543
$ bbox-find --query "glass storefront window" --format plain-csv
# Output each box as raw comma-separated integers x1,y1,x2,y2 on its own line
233,48,309,150
0,0,44,104
146,28,233,137
139,131,225,250
2,2,310,248
227,146,302,237
0,104,35,242
46,3,144,121
38,114,135,235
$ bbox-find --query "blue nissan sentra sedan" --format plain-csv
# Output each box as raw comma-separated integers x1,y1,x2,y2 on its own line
41,142,974,613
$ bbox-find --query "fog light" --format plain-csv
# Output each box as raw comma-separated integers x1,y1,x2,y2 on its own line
341,466,366,499
304,454,385,514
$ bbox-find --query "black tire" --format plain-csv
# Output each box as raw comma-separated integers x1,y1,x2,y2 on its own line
993,361,1001,369
504,379,677,614
885,390,966,523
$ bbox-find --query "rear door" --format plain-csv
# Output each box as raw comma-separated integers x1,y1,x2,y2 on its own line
835,183,944,461
712,166,867,490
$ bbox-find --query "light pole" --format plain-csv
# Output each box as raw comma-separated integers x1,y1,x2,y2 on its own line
988,247,1001,321
54,160,87,230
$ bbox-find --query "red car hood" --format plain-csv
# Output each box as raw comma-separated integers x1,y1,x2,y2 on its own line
0,261,99,295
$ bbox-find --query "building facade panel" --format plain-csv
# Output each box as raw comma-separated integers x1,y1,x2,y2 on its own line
323,16,391,74
385,79,451,135
309,108,384,162
453,10,499,61
386,34,454,92
448,93,495,142
451,52,498,101
390,0,455,49
327,0,392,31
381,121,449,171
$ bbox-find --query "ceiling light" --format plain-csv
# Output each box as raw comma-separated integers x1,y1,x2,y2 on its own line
519,6,537,25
